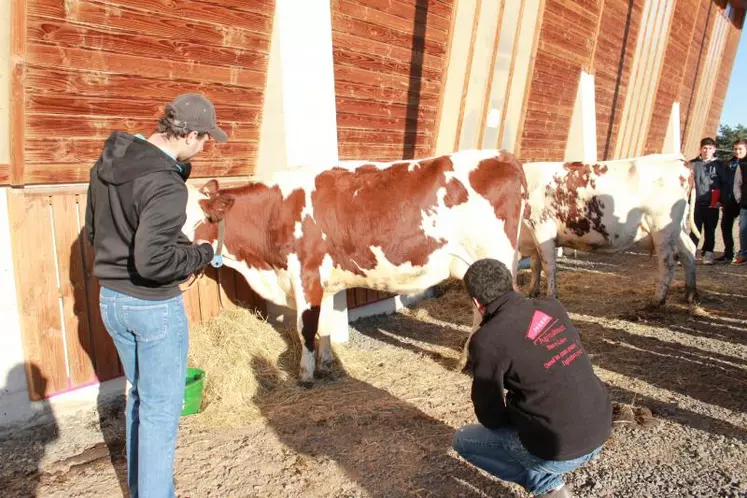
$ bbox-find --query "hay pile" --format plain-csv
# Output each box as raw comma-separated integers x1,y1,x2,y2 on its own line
186,308,301,428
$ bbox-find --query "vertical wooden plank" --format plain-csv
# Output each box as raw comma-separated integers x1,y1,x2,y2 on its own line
8,192,68,399
52,194,96,387
197,267,222,321
182,279,203,326
10,0,27,186
78,193,123,380
346,288,358,308
366,288,379,304
355,287,368,308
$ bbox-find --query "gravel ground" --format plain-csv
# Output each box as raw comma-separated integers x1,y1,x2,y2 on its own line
0,242,746,497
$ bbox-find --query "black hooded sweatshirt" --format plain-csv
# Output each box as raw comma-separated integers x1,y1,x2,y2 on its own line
85,131,214,300
468,291,612,461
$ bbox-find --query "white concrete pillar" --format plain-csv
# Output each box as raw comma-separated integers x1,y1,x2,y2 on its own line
256,0,349,343
662,102,681,155
564,71,598,163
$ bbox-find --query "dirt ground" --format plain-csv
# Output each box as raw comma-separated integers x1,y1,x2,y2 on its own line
1,245,746,497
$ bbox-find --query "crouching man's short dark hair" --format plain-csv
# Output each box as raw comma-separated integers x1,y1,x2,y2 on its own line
464,258,514,306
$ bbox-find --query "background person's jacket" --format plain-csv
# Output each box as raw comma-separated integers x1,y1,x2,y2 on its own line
85,131,214,300
690,156,723,207
468,291,612,461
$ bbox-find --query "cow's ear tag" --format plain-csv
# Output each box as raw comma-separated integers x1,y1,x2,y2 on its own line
211,255,224,268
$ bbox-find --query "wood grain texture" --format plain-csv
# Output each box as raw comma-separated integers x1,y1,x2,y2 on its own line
10,0,28,185
519,0,604,161
52,193,97,388
7,192,68,399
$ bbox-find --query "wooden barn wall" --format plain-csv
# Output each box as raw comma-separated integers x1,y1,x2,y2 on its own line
14,0,274,186
8,186,265,401
679,0,718,143
517,0,603,162
703,7,744,139
331,0,455,161
591,0,644,161
644,0,700,154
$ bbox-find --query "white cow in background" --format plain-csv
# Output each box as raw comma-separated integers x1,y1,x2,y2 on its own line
518,153,700,307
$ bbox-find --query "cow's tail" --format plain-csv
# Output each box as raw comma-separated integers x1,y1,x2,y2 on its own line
685,168,701,240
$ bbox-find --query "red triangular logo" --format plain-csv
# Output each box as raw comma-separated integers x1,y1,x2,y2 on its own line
526,310,552,340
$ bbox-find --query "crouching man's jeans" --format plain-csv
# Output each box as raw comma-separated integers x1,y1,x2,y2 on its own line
453,424,603,496
99,287,190,498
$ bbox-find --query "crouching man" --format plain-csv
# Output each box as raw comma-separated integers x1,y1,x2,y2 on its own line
453,259,612,497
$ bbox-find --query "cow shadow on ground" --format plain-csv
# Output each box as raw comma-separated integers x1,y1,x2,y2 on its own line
250,331,517,497
352,307,747,442
606,383,747,444
575,319,747,417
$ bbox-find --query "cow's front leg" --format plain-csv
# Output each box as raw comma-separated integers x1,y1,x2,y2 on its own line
315,292,337,377
297,305,320,387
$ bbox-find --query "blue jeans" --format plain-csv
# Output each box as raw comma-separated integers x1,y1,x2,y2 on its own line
453,424,603,496
739,208,747,258
99,287,189,498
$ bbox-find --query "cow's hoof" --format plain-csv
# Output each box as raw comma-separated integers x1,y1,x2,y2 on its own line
315,361,337,379
297,379,315,389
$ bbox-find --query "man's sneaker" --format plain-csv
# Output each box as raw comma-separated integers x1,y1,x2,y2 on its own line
714,254,733,264
703,251,715,265
733,256,747,265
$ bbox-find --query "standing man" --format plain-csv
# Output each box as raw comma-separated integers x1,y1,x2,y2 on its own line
689,137,724,265
735,139,747,265
85,93,226,497
453,258,612,498
715,139,747,263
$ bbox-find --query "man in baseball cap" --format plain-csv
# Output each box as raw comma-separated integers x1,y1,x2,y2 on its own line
84,92,226,497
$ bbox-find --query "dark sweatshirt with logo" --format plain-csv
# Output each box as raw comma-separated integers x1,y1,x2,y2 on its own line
468,291,612,461
85,131,214,300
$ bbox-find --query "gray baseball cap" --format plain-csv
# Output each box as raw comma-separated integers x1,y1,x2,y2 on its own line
167,93,228,142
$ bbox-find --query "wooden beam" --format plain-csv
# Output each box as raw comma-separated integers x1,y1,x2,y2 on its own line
0,164,8,185
9,0,26,186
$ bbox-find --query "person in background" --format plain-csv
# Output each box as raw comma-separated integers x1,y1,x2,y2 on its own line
85,93,226,497
716,139,747,263
453,258,612,498
689,137,724,265
734,139,747,265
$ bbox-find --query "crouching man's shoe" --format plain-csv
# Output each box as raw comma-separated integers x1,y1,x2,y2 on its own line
536,484,573,497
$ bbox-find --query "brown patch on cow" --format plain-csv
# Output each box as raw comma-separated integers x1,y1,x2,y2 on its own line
194,183,305,272
444,177,469,207
468,154,527,248
298,215,327,305
592,164,608,176
524,203,532,220
309,156,456,276
550,164,609,239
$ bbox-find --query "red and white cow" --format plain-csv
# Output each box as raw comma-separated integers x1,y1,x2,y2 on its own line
518,153,700,306
183,149,527,383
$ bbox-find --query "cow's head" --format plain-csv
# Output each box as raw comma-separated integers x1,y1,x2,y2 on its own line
181,179,235,240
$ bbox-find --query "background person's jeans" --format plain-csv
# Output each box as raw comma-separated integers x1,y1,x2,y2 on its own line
453,424,603,496
739,208,747,258
99,287,190,498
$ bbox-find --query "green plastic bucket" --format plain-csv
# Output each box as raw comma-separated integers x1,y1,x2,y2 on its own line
181,367,205,416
